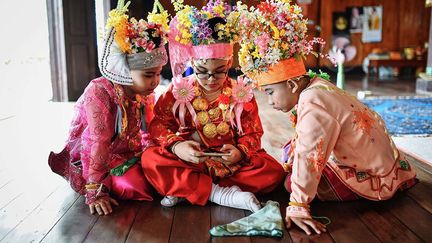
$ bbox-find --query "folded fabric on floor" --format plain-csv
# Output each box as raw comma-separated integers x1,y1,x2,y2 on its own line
362,97,432,136
209,200,283,238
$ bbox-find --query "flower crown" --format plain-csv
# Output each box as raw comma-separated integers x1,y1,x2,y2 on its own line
171,0,241,46
106,0,169,54
238,0,332,76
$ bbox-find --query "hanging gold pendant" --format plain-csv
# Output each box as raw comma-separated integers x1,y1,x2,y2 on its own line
197,111,210,125
218,103,229,111
216,121,230,136
208,107,221,121
193,98,209,111
203,123,217,138
194,87,202,97
222,87,232,96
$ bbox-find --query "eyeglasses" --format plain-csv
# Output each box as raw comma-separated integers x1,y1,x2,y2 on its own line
195,71,227,80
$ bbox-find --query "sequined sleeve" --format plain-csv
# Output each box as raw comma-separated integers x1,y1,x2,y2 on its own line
236,97,264,159
287,102,341,218
81,83,116,201
148,88,185,150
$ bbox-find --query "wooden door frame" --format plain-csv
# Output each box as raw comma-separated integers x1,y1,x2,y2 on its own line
47,0,68,102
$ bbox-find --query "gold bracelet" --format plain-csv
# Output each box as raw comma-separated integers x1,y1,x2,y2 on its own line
85,183,100,190
289,201,310,209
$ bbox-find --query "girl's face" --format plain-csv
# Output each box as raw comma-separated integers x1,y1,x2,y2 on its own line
192,58,232,92
129,65,163,96
264,79,302,113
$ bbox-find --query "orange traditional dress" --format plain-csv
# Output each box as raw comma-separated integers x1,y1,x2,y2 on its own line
141,76,286,205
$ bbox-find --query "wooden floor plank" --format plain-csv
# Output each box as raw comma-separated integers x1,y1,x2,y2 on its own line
40,196,99,243
0,185,79,243
170,204,211,243
313,202,380,243
210,205,251,243
354,199,423,243
126,200,175,243
0,170,13,189
0,181,23,210
84,200,141,243
385,194,432,242
406,162,432,214
0,179,61,239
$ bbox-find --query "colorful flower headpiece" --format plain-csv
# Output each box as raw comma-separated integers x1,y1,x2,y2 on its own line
99,0,169,85
107,0,169,54
171,0,240,46
237,0,334,86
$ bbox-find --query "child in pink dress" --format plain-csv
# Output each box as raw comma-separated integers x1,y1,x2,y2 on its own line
238,0,417,235
48,0,169,215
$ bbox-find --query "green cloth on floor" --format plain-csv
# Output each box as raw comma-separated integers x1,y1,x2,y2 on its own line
209,200,283,238
110,157,139,176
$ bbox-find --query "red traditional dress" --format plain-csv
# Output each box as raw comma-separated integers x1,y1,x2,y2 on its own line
141,76,286,205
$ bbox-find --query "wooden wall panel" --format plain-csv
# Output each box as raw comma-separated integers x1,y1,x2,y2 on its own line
319,0,430,67
61,0,99,101
399,0,430,47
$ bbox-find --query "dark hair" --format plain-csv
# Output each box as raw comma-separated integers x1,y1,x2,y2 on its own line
207,17,227,41
145,28,162,47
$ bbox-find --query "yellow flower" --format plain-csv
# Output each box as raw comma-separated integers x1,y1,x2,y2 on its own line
280,29,286,37
252,47,260,59
213,4,225,17
270,22,280,40
202,11,214,19
148,10,169,32
172,0,184,11
107,9,128,29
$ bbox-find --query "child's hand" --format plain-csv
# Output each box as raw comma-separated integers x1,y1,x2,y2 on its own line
89,196,119,215
173,141,208,163
212,144,243,164
285,215,327,235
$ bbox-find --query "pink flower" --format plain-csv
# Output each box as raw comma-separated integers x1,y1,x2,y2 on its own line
145,42,156,53
232,76,253,103
136,38,147,48
172,76,195,103
255,33,270,55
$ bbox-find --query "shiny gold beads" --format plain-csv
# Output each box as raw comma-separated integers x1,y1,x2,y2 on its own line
193,98,209,111
216,121,230,136
203,123,218,138
208,107,221,121
197,111,210,125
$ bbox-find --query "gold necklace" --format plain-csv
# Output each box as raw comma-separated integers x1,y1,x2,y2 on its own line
192,93,231,139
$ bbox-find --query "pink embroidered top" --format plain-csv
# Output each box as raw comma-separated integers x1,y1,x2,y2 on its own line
285,77,416,218
62,77,154,203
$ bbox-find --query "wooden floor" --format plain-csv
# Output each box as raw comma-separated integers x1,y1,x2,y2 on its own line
1,78,432,243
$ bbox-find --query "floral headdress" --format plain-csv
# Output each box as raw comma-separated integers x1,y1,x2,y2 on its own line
169,0,243,77
237,0,333,86
99,0,169,85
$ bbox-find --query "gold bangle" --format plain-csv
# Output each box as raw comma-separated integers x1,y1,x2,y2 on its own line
289,201,310,209
85,183,100,190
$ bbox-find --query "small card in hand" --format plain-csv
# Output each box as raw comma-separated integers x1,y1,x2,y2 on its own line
200,152,230,157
